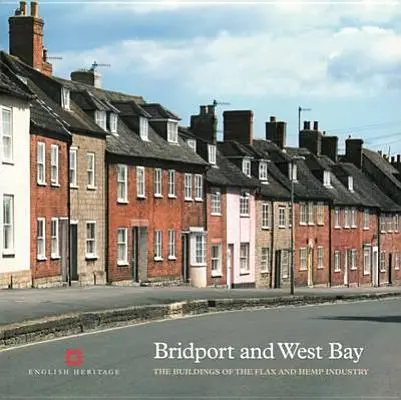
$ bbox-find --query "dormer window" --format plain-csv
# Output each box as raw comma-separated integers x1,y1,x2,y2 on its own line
288,163,297,182
139,117,149,141
242,158,251,177
348,176,354,192
187,139,196,152
61,87,70,110
167,120,178,143
208,144,216,165
259,161,268,181
109,113,118,134
323,170,332,187
95,110,107,130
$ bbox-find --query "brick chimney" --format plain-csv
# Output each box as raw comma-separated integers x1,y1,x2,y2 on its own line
321,134,338,162
71,69,102,88
190,104,217,144
265,115,287,149
223,110,253,145
9,0,53,76
299,120,322,156
345,137,364,169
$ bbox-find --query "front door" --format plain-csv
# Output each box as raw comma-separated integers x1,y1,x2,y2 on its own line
131,227,139,282
274,250,281,288
388,253,392,285
69,224,78,281
181,233,190,283
60,219,69,283
372,246,379,287
227,244,234,289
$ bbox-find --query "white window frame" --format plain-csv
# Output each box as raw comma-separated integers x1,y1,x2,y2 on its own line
187,139,196,152
1,107,13,163
317,246,324,269
37,141,46,185
363,209,369,230
261,247,270,273
2,194,14,254
259,162,268,181
184,173,192,200
240,192,250,217
139,117,148,141
316,202,324,225
208,144,216,165
242,158,251,177
167,120,178,143
240,243,250,274
168,170,176,198
278,206,286,228
195,174,203,201
363,246,371,275
344,208,350,228
50,144,59,186
323,170,331,187
395,253,400,270
50,218,59,259
191,233,206,266
288,163,297,182
348,176,354,192
281,250,289,278
117,228,128,265
380,215,386,233
95,110,107,130
350,249,357,270
87,152,96,189
300,203,307,225
154,168,162,198
394,215,399,232
334,250,341,272
69,147,77,188
300,248,307,271
351,207,357,228
37,217,46,260
137,166,146,198
211,188,221,215
380,250,386,272
85,221,97,259
334,207,340,228
211,244,222,276
262,202,270,229
154,230,163,260
117,164,128,203
307,202,314,225
168,230,176,260
61,87,70,110
387,215,393,232
109,113,118,134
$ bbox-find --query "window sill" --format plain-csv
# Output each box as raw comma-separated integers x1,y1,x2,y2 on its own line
117,200,129,204
334,269,341,273
137,195,146,200
191,263,207,267
261,226,271,230
350,267,357,271
211,213,222,217
211,272,222,278
317,223,324,226
363,227,370,230
278,225,286,229
240,271,250,276
87,186,97,191
154,194,163,199
117,261,129,267
351,225,357,229
2,250,15,258
85,255,98,261
380,269,386,273
70,184,79,189
51,255,61,260
154,257,163,262
308,223,315,226
184,198,193,202
168,256,177,261
317,266,324,270
51,183,60,188
260,270,270,275
334,226,341,229
195,198,203,202
240,214,250,218
168,195,177,199
344,226,350,229
37,182,47,187
2,160,14,165
299,222,307,226
37,256,47,261
363,272,370,276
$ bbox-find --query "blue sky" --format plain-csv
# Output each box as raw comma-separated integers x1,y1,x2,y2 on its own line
1,0,401,154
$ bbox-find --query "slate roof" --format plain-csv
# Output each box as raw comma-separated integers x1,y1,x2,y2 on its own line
141,103,180,120
0,66,33,101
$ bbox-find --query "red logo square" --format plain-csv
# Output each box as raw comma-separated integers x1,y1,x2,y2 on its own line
65,349,83,366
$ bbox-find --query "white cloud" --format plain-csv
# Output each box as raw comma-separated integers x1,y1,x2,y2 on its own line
55,2,401,99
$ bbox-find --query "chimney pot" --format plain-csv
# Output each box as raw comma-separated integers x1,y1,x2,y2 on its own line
270,116,276,122
313,121,319,131
303,121,311,130
391,156,395,163
30,0,39,17
397,154,400,163
200,105,206,114
378,150,382,156
19,1,27,15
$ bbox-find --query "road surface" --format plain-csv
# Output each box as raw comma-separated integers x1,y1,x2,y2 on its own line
1,298,401,399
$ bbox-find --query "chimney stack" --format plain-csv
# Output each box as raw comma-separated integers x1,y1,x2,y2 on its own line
313,121,319,131
391,156,395,164
265,116,287,149
345,137,364,169
299,121,322,156
223,110,253,146
321,135,338,162
190,104,217,144
397,154,400,163
71,69,102,88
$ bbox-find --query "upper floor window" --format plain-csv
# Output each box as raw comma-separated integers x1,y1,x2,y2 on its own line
195,174,203,201
61,87,70,110
50,144,59,186
167,120,178,143
344,208,350,228
323,170,331,187
242,158,251,177
240,192,250,216
307,202,314,224
69,148,77,187
351,207,357,228
380,215,386,232
316,202,324,225
109,113,118,134
363,209,369,229
394,214,399,232
208,144,216,165
262,202,270,229
87,152,96,188
211,188,221,215
95,110,107,130
117,164,128,203
187,139,196,152
168,170,176,197
1,107,12,163
154,168,162,197
348,176,354,192
288,163,297,182
300,203,307,225
184,174,192,200
137,166,146,198
139,117,148,141
334,207,340,228
259,162,268,181
278,206,286,227
37,142,46,185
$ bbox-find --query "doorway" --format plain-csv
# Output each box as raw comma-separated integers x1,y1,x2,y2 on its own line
69,223,78,281
182,233,190,283
274,250,281,288
388,253,392,285
60,219,69,283
227,244,234,288
372,246,379,287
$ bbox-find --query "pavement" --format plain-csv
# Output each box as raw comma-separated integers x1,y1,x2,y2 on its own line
1,297,401,399
1,284,401,326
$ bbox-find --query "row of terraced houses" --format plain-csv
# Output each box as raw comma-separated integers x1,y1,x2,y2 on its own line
2,1,401,289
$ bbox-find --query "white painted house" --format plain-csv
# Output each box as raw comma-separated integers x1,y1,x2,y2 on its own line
0,74,32,288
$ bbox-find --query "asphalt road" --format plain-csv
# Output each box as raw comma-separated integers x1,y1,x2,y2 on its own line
1,298,401,399
1,284,401,326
